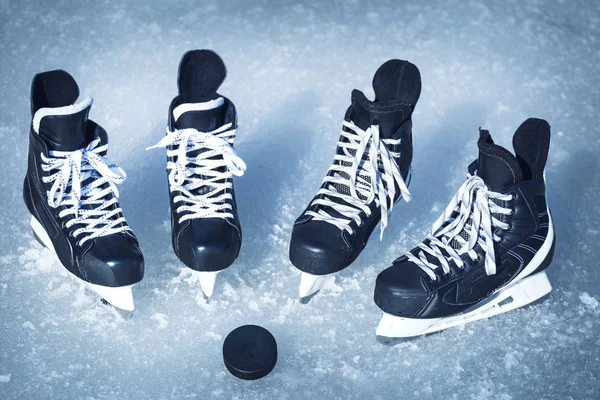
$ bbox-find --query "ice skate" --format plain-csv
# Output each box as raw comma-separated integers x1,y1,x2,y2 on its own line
24,70,144,312
148,50,245,302
289,59,421,302
375,119,555,341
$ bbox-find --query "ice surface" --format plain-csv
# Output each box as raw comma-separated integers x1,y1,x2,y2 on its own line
1,0,600,399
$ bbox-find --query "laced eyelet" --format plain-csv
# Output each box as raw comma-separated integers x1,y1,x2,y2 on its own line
508,209,515,216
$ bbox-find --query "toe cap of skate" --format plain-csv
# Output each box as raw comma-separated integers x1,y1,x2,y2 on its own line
374,262,431,317
83,234,145,287
289,221,349,274
177,218,241,272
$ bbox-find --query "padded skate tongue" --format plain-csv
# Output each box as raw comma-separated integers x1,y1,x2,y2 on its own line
350,59,421,138
175,49,228,131
178,49,226,103
476,130,523,192
33,97,93,151
351,90,412,139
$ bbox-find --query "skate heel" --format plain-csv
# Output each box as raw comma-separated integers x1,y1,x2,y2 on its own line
376,271,552,341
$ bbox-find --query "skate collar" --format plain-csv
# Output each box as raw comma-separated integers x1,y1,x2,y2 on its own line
172,97,225,123
32,97,93,134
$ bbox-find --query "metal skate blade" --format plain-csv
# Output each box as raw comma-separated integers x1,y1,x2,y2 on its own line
375,335,413,346
376,330,442,346
300,290,320,304
100,299,134,318
87,282,135,311
299,272,335,303
192,270,219,303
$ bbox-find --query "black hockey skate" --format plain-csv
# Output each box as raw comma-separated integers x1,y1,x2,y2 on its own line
24,70,144,311
289,60,421,302
148,50,245,301
375,119,555,342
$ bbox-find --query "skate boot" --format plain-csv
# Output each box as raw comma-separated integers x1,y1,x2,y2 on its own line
23,70,144,311
289,60,421,302
147,50,246,302
375,118,555,342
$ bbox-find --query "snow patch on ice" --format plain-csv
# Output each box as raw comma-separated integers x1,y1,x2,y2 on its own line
579,292,598,309
22,321,35,331
205,331,222,341
151,313,169,329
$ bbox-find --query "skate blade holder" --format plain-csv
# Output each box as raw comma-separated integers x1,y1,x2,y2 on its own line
299,272,336,304
376,271,552,342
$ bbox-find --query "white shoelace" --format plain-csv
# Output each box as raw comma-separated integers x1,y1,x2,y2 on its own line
306,120,411,239
147,123,246,222
40,137,131,246
407,174,514,281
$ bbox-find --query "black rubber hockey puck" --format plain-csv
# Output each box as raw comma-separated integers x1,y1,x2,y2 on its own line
223,325,277,380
